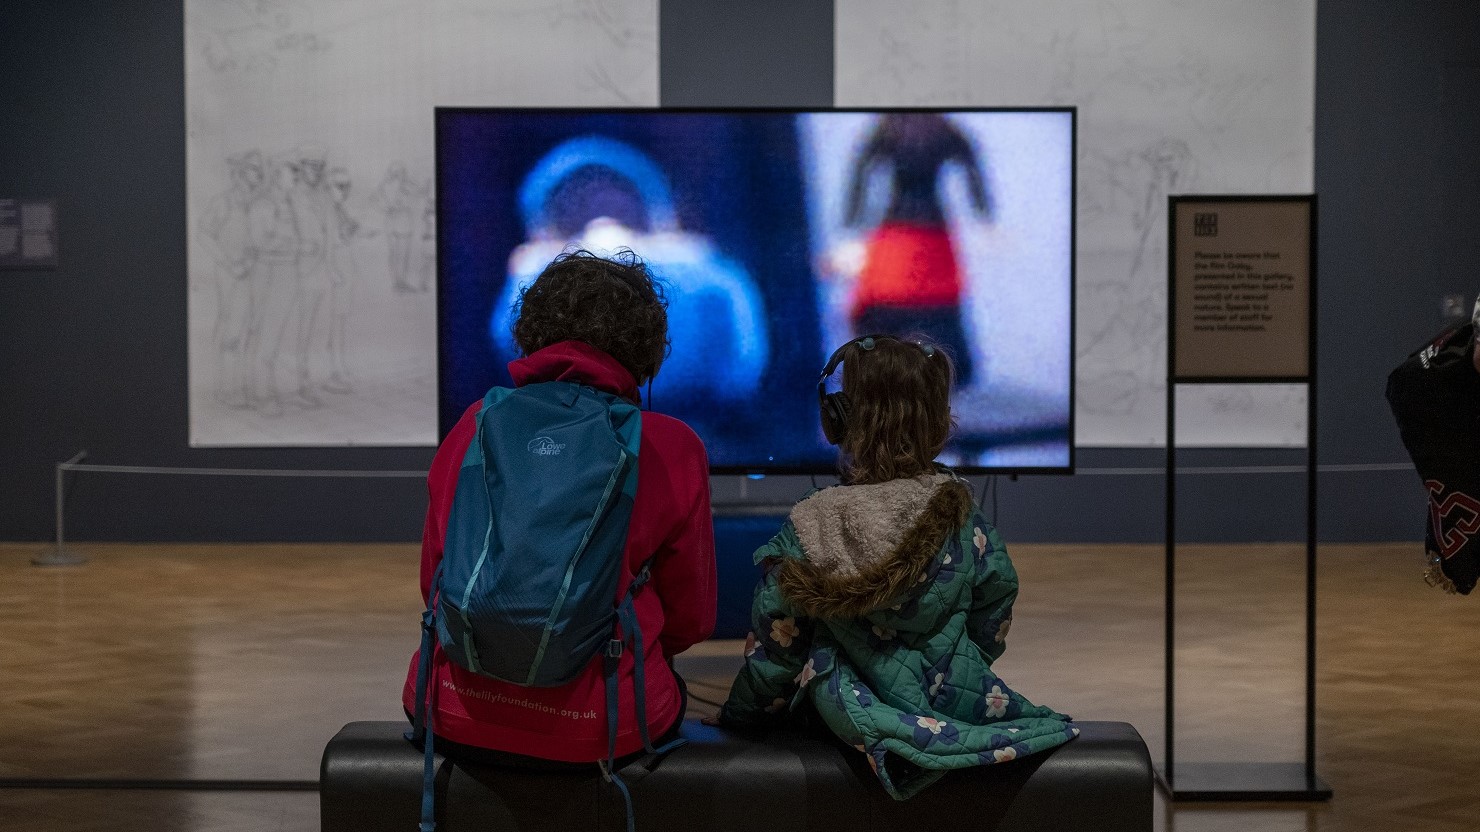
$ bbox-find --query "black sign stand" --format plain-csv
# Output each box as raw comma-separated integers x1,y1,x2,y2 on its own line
1159,194,1331,801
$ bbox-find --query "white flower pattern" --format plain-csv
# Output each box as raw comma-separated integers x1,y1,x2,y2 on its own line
973,527,988,557
995,616,1012,644
993,746,1017,763
795,658,818,687
928,671,946,698
770,617,800,647
915,716,947,735
984,685,1009,718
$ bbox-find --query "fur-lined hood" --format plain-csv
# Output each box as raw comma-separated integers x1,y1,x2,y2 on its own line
776,473,973,619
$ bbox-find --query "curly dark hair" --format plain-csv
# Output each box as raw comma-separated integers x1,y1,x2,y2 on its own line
512,249,669,384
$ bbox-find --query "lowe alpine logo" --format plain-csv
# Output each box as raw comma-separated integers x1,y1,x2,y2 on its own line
527,436,566,457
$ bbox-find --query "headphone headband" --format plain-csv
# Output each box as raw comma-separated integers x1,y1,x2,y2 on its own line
817,334,940,445
818,334,937,383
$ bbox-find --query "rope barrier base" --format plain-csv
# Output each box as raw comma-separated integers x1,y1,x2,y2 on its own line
32,546,87,567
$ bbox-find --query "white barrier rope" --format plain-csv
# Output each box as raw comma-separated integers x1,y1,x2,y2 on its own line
57,462,426,478
35,452,1413,567
33,452,427,567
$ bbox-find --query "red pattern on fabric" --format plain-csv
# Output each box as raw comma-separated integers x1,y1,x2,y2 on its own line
1426,479,1480,559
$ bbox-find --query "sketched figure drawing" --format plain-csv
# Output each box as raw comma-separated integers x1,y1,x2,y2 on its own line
416,196,436,293
204,143,372,418
289,144,336,405
324,165,368,393
199,149,270,408
198,0,329,75
1078,138,1195,413
374,162,429,293
243,157,313,417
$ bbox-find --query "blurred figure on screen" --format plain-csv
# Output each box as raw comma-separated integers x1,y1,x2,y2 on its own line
496,135,769,408
840,114,992,387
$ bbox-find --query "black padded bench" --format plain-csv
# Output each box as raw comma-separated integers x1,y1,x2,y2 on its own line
321,720,1152,832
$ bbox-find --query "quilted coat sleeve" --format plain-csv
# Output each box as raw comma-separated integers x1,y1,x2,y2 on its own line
963,515,1020,664
719,523,814,726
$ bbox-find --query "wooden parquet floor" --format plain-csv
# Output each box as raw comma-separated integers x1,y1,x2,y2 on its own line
0,542,1476,831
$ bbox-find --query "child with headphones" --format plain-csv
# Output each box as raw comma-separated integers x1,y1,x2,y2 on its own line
713,334,1077,800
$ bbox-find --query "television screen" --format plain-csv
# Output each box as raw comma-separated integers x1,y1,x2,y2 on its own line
438,108,1074,472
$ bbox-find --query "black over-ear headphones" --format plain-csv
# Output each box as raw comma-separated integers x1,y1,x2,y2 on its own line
817,334,937,445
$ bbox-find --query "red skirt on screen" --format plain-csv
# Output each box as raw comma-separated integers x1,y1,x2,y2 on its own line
851,221,963,316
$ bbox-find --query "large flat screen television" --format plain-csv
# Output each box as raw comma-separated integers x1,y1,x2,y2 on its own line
438,108,1074,473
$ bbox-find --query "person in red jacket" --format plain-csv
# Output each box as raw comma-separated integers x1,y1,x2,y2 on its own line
403,249,717,766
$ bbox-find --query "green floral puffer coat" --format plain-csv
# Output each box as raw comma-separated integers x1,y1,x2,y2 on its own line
719,473,1078,800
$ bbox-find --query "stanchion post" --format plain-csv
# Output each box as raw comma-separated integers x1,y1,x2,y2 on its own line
33,451,88,567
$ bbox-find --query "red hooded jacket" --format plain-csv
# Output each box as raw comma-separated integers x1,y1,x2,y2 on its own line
401,341,717,761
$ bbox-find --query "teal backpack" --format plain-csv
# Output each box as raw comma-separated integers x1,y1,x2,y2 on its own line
408,381,681,832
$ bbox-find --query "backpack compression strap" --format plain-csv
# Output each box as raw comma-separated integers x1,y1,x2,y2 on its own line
601,562,688,832
413,561,683,832
409,563,446,832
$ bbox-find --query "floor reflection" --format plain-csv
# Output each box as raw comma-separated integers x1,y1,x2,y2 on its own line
2,542,1476,832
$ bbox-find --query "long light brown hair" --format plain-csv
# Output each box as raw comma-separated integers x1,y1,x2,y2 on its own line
836,336,955,484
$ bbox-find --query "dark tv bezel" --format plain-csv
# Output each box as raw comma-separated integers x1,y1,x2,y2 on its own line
435,106,1076,476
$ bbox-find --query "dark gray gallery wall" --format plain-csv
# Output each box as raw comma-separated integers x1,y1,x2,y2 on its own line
1309,0,1479,541
660,0,833,108
1,0,1474,543
0,2,432,542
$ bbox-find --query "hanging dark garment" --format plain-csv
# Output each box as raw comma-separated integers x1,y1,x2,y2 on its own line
1386,322,1480,595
